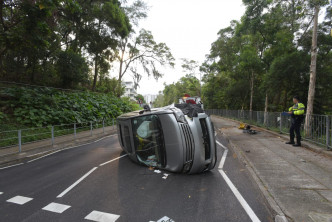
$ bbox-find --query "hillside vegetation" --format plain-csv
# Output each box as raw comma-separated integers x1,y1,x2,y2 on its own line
0,86,140,131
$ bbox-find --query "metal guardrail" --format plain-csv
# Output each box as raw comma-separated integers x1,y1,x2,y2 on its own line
0,119,117,156
206,109,332,150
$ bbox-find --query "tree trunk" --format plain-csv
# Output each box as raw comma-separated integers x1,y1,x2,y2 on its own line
117,47,125,97
249,71,254,121
92,54,98,91
249,71,254,112
264,92,268,126
305,6,319,136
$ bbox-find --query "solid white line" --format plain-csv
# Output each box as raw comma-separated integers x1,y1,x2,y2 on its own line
27,150,61,163
6,195,33,205
26,134,118,164
0,162,24,170
219,170,261,222
27,150,50,157
216,140,261,221
42,202,71,213
99,154,128,166
216,140,228,169
57,167,98,198
85,210,120,222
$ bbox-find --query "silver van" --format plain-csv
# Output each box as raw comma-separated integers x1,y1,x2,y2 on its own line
116,104,217,174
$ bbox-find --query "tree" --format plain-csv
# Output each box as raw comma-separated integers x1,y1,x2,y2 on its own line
153,92,164,108
116,29,175,96
134,94,145,104
56,50,89,88
305,5,319,134
181,58,201,96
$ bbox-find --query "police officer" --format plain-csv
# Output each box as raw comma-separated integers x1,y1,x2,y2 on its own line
286,96,305,147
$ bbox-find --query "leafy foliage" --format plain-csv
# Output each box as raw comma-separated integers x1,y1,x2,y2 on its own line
199,0,332,114
0,87,140,128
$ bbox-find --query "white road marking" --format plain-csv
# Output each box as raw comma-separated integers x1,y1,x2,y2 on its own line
6,195,33,205
84,210,120,222
216,140,228,169
27,150,61,163
26,134,117,164
219,170,261,222
99,154,128,166
42,202,71,213
27,150,50,157
157,216,175,222
0,192,3,195
0,163,24,170
216,140,261,222
57,167,98,198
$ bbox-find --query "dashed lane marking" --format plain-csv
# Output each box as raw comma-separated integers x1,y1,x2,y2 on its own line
6,195,33,205
84,210,120,222
42,202,71,214
99,154,128,166
216,140,261,222
0,192,3,195
57,167,98,198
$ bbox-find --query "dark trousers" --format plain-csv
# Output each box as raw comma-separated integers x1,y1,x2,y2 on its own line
290,117,303,144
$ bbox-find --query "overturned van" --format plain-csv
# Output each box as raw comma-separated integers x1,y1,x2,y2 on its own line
116,104,217,174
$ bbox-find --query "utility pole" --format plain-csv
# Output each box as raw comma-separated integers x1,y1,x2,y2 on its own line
305,6,319,135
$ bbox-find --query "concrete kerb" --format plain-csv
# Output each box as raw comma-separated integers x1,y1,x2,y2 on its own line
0,130,117,168
216,129,290,222
213,115,332,159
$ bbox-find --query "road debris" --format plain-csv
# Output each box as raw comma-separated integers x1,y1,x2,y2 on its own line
162,173,169,180
157,216,175,222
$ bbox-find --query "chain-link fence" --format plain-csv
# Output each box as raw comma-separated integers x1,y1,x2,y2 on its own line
0,119,117,157
206,109,332,150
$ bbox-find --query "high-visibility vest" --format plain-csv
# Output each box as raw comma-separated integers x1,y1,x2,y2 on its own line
289,103,305,116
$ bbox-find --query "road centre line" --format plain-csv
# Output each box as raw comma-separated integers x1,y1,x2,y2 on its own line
216,140,261,222
99,154,128,166
57,167,98,198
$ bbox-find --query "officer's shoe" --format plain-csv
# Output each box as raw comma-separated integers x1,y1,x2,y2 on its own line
292,143,301,147
286,141,295,145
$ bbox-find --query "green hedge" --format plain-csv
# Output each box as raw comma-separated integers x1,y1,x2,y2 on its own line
0,87,140,129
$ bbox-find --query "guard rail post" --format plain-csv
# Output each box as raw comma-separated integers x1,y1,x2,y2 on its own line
74,123,76,139
51,126,54,146
326,115,330,150
280,113,282,133
18,130,22,153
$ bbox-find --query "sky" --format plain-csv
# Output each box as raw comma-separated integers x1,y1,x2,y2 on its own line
119,0,246,95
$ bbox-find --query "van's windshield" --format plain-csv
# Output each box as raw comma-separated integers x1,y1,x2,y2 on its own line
132,115,165,167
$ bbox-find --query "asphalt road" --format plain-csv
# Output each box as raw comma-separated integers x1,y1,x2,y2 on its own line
0,130,274,222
